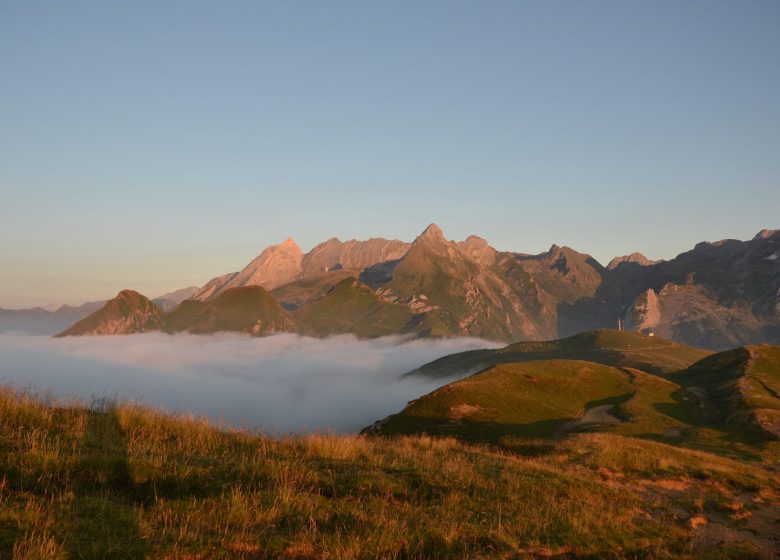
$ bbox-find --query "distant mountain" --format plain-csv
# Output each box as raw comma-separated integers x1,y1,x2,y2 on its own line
0,300,105,335
193,237,410,302
294,277,412,337
192,272,238,301
166,285,295,335
0,287,198,336
55,290,165,336
53,225,780,348
607,252,658,270
270,269,358,310
199,238,304,297
301,237,410,278
152,286,200,312
365,330,780,456
367,224,550,341
618,229,780,348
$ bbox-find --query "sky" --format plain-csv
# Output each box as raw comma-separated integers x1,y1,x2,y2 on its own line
1,0,778,307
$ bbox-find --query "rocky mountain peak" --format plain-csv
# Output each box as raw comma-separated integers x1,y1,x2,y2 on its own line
457,236,497,266
197,238,304,298
280,237,301,249
108,290,160,310
301,237,409,278
407,224,457,260
416,223,446,243
607,252,657,270
55,290,164,337
754,229,779,240
116,289,144,300
461,235,488,249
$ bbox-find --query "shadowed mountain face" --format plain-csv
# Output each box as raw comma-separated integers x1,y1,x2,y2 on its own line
53,225,780,348
616,231,780,348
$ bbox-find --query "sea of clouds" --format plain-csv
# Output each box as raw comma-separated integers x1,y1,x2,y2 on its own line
0,333,501,433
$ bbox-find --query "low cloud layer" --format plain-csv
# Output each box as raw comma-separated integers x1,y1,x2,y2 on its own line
0,333,501,433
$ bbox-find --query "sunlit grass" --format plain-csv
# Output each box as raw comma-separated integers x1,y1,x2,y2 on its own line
1,385,778,559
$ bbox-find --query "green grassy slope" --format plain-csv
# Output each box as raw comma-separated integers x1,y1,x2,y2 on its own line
380,344,780,460
379,360,711,449
379,360,640,441
3,386,779,559
408,329,711,379
165,286,296,336
294,278,413,337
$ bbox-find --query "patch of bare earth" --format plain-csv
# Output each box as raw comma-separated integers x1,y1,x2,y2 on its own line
449,403,485,420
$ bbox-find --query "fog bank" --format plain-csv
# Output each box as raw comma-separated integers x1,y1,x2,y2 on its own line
0,333,501,433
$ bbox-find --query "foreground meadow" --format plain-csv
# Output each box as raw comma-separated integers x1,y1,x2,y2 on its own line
1,386,778,559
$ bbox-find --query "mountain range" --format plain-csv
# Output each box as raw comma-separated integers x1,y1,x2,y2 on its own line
26,224,780,349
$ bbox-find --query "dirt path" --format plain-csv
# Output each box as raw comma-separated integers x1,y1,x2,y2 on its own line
556,404,622,436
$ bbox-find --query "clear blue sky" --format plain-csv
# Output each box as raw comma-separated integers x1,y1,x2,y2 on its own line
1,0,778,307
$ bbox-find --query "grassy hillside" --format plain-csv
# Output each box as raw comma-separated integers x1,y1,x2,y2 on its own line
294,278,413,337
408,329,711,379
2,386,779,559
669,345,780,439
382,343,780,461
380,360,640,441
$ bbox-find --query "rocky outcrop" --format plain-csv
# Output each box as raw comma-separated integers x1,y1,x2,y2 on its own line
623,283,765,349
301,237,410,277
457,236,497,266
625,289,661,334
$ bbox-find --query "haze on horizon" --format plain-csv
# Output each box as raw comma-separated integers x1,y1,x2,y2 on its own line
1,1,779,308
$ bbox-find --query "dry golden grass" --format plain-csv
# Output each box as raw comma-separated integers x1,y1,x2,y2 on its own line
1,385,778,559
